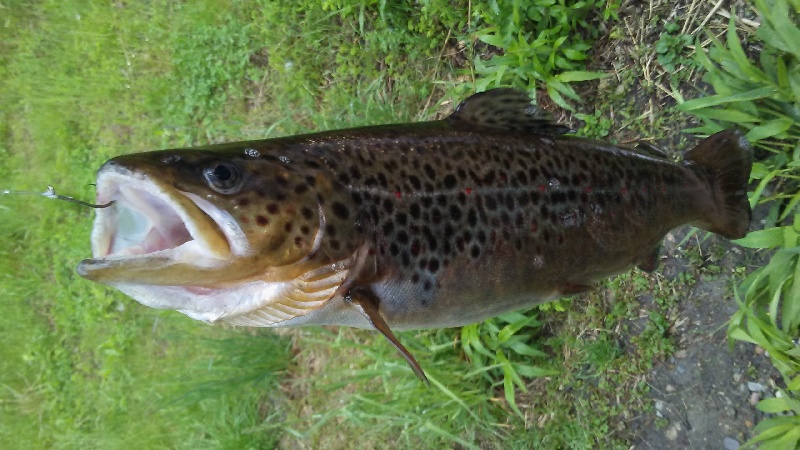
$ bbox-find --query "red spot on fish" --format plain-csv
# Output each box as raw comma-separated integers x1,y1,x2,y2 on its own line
256,215,269,227
294,236,303,246
266,203,279,214
538,184,546,192
395,191,402,199
499,172,508,184
240,216,249,224
465,187,473,195
530,221,538,233
368,248,376,256
620,187,628,195
641,186,647,194
661,184,667,193
584,186,592,194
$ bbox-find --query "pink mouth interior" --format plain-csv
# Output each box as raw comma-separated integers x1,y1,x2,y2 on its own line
103,187,193,257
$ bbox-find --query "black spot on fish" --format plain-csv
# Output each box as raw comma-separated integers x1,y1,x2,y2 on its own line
389,243,400,257
284,222,293,233
382,221,394,235
349,165,361,180
294,184,309,195
428,259,440,273
396,230,409,245
326,224,337,237
351,192,363,205
396,212,408,226
423,164,436,180
470,245,481,259
449,204,462,221
551,192,566,204
409,175,422,190
410,203,421,220
467,209,478,227
443,174,457,189
267,203,279,215
567,190,577,202
485,195,498,211
431,208,443,225
424,228,438,251
410,239,421,256
504,194,515,209
330,239,340,251
332,202,350,220
401,250,411,267
256,215,268,227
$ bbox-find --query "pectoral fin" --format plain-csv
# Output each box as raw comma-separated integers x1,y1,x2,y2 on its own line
344,286,429,385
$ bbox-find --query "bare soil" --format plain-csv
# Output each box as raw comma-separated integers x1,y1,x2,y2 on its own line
586,2,777,447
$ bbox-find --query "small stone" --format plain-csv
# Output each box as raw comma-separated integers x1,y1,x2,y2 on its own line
755,346,765,355
675,349,688,359
723,436,741,450
747,382,766,392
665,425,679,441
744,420,753,428
666,384,676,393
749,392,761,406
655,400,665,417
733,373,742,383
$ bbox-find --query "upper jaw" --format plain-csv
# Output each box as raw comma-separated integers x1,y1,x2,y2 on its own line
77,167,245,285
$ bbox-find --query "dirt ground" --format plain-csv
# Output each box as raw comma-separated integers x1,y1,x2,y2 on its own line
582,2,776,448
631,230,778,449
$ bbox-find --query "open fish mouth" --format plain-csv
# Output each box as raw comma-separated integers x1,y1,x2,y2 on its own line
77,167,244,285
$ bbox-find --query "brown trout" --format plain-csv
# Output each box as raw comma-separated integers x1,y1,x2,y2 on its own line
77,89,752,382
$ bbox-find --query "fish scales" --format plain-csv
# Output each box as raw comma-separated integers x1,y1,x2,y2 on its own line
273,128,711,329
77,89,752,382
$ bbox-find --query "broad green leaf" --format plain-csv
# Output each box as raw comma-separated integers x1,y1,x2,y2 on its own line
554,70,609,82
688,108,761,123
756,396,795,413
677,86,778,111
786,254,800,331
780,192,800,222
728,327,757,345
750,169,781,207
788,375,800,391
726,14,764,82
515,364,560,378
746,118,794,142
478,31,506,49
734,227,787,249
509,341,548,358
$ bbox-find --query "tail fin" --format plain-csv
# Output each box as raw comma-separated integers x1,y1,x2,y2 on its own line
684,129,752,239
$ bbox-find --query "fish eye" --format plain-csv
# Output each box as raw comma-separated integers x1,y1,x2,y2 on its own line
203,162,243,194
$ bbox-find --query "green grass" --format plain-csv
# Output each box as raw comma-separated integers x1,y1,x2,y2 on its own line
1,0,770,448
676,1,800,447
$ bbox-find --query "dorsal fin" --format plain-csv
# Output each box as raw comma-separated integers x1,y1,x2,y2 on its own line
448,88,571,135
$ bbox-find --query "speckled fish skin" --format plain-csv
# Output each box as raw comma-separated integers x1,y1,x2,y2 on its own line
77,88,752,335
251,120,750,330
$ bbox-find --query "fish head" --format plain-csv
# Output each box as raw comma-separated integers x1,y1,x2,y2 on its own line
77,147,334,323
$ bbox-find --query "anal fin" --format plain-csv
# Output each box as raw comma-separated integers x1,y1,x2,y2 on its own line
636,246,662,273
345,285,429,385
558,283,594,296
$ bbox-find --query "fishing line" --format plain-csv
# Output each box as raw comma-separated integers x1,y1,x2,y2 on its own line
2,185,114,208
